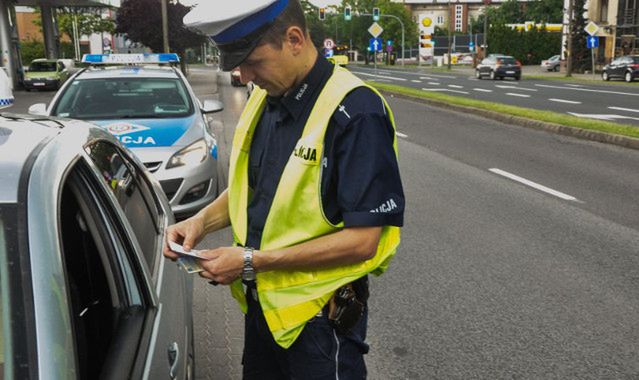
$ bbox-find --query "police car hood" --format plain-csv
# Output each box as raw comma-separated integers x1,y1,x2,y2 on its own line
91,115,199,149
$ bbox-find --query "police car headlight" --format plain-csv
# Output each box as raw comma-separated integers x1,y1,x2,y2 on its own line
167,139,208,169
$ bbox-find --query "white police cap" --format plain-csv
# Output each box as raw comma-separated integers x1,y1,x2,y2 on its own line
186,0,289,71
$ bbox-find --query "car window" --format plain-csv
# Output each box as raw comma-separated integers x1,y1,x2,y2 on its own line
497,57,516,65
84,140,162,271
29,61,56,72
60,161,151,379
52,77,194,120
632,57,639,64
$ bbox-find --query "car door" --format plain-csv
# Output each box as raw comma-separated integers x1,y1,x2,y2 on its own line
81,139,193,380
611,58,623,77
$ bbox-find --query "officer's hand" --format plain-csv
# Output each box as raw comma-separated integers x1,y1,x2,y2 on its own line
163,215,206,261
197,247,245,285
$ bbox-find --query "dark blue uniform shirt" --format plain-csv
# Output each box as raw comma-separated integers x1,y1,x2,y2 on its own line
246,56,404,249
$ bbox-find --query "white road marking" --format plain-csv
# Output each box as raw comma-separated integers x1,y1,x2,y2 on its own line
548,98,582,104
506,92,531,98
567,112,639,121
420,76,435,80
489,168,578,201
608,106,639,113
495,85,538,92
473,88,493,92
350,71,407,81
565,84,584,87
396,131,408,138
422,88,470,94
411,79,422,83
427,82,440,85
448,84,464,88
535,83,639,97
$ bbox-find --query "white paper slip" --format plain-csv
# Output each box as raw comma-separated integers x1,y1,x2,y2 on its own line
169,240,208,259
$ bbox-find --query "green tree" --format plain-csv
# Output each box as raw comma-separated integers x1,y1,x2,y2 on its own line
301,1,330,49
115,0,207,72
525,0,564,23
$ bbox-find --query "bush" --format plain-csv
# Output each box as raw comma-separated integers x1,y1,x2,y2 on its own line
20,40,77,65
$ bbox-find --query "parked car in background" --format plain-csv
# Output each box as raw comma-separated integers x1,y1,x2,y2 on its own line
602,55,639,82
230,66,243,86
23,58,71,90
541,55,561,71
29,54,222,219
476,55,522,80
0,113,195,379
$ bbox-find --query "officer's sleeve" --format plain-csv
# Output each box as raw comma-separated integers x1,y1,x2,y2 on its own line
332,88,404,227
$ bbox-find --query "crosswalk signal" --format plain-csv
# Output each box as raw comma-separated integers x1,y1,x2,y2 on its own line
344,6,352,21
373,7,380,21
319,7,325,21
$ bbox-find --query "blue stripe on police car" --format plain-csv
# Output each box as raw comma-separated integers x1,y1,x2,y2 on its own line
92,115,197,147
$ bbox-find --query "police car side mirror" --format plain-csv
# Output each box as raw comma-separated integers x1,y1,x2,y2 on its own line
201,99,223,114
28,103,47,116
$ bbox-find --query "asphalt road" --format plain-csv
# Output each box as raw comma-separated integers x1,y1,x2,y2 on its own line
9,65,639,379
350,65,639,126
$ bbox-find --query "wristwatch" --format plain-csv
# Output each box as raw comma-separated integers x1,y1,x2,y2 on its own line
242,247,256,281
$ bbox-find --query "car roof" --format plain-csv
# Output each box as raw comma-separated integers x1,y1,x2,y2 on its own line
0,114,110,203
74,65,180,80
31,59,57,63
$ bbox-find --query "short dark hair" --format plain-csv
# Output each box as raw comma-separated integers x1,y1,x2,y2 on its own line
259,0,307,49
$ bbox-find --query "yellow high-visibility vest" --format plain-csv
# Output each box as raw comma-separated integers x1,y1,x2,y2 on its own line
228,65,401,348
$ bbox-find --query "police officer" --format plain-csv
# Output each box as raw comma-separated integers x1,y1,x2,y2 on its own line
164,0,404,378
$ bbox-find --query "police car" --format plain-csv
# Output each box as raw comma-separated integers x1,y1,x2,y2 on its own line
29,53,222,219
0,67,14,108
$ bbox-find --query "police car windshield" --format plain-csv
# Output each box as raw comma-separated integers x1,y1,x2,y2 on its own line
52,77,194,120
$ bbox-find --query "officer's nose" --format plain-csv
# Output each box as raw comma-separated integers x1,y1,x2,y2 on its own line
239,64,254,85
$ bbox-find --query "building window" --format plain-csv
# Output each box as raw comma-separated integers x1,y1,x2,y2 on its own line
455,4,464,32
437,15,444,25
600,0,608,22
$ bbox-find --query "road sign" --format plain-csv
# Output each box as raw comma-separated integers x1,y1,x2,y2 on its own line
586,35,599,49
323,38,335,50
368,22,384,38
325,49,334,58
584,21,599,36
369,37,383,52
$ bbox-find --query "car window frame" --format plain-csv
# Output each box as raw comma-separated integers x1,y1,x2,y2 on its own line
61,159,159,379
83,140,166,279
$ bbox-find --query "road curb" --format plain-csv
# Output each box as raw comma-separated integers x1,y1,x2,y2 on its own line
380,90,639,151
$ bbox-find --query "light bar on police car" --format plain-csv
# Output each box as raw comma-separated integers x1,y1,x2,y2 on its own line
81,53,180,64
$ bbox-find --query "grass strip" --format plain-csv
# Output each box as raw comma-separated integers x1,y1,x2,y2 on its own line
368,81,639,139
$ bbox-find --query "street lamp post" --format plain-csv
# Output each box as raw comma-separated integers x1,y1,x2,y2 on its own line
448,0,452,70
161,0,169,53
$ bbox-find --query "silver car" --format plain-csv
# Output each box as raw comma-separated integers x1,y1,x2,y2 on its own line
30,62,223,219
0,114,194,379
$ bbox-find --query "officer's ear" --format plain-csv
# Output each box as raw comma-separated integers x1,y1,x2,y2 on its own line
284,26,307,55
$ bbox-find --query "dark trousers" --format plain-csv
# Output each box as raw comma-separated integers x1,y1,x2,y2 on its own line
242,283,369,379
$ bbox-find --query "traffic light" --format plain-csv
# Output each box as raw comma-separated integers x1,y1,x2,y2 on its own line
373,7,380,21
319,7,325,21
344,6,352,21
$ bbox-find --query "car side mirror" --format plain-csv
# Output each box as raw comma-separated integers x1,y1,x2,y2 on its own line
200,99,223,114
28,103,47,116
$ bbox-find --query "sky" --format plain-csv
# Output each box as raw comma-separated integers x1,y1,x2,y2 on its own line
180,0,341,25
181,1,342,25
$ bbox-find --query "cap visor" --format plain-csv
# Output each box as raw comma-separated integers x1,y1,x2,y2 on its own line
219,40,260,71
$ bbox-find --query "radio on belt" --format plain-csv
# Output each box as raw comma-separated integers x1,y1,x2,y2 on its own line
81,53,180,65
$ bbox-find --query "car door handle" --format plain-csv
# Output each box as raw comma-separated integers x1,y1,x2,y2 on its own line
167,342,180,379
